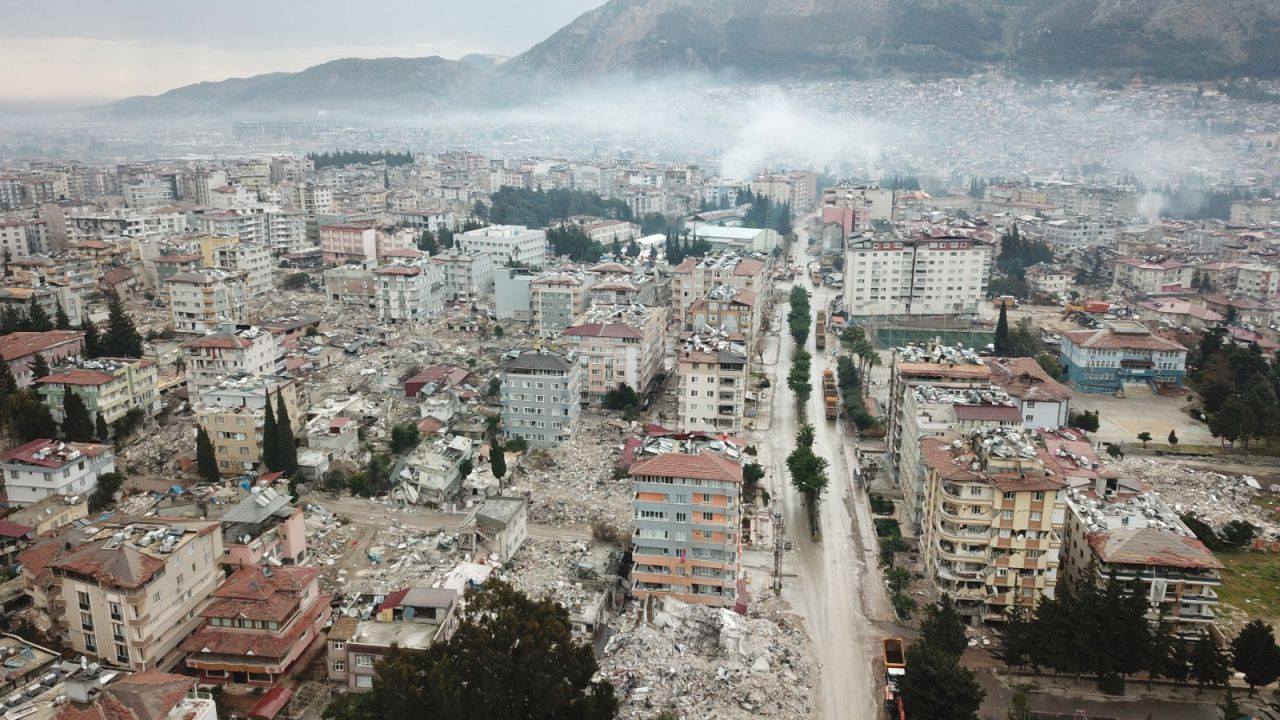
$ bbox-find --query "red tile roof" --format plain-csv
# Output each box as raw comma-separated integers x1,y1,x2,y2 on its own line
179,333,254,350
182,592,330,660
249,687,295,720
0,439,109,467
0,520,35,538
630,450,742,485
36,369,118,386
1088,528,1222,569
202,566,319,622
987,357,1072,403
734,258,765,276
0,330,83,362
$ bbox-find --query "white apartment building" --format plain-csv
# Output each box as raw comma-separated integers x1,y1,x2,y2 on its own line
123,178,176,209
844,234,992,317
67,209,188,240
824,185,894,221
214,241,274,298
1025,263,1074,298
0,219,32,258
375,259,446,324
0,439,116,507
179,324,282,396
1234,263,1280,300
677,344,749,436
432,251,495,303
1038,217,1116,248
165,270,249,335
458,225,547,268
1111,258,1194,295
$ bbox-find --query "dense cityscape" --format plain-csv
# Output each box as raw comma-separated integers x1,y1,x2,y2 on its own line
3,2,1280,720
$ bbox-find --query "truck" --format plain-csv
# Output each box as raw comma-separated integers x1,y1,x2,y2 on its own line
883,637,906,719
811,267,821,286
815,310,827,351
822,368,838,420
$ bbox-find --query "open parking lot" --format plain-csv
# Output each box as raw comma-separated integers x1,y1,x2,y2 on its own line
1068,391,1214,447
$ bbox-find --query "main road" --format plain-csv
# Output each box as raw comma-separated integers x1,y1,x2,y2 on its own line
757,230,895,719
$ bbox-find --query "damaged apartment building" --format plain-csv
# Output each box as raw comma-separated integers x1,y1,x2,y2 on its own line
559,304,667,406
499,348,581,447
676,329,750,436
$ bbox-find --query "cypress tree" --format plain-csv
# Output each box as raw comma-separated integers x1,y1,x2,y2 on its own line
61,389,95,442
275,390,297,474
0,305,20,335
29,353,49,382
102,291,142,357
994,304,1011,355
490,436,507,490
0,360,17,397
195,426,220,482
54,301,71,330
79,316,102,358
95,414,109,442
26,296,52,332
261,393,279,471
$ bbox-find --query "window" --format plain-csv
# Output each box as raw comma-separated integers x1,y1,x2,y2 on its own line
78,591,91,611
1001,510,1013,520
355,675,373,688
115,645,129,664
109,603,121,621
80,612,93,631
1002,491,1015,500
83,633,96,652
1030,511,1042,522
112,623,124,642
356,655,375,668
701,512,714,521
333,641,345,651
333,660,346,672
1032,491,1044,501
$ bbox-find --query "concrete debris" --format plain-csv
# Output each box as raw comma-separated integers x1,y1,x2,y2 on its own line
504,414,634,528
602,593,815,720
1107,457,1279,538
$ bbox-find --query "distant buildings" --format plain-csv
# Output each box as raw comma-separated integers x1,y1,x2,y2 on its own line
1059,322,1188,393
499,348,581,448
0,329,84,387
630,451,742,607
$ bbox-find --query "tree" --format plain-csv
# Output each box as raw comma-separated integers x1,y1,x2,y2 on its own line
485,377,501,398
1221,520,1258,548
26,296,52,332
418,230,440,256
95,414,109,442
5,392,55,442
61,389,94,442
994,304,1011,355
390,423,421,454
195,426,219,482
602,383,640,412
1189,633,1230,693
626,239,640,257
1169,430,1179,447
29,353,49,382
920,595,968,657
1036,352,1062,380
88,471,124,512
101,291,143,357
493,326,504,338
0,360,16,398
281,272,311,291
53,301,71,330
899,641,985,720
275,391,297,474
1219,688,1244,720
1069,410,1100,435
1137,431,1152,448
490,436,507,489
339,580,616,720
261,393,279,471
79,316,102,358
1231,619,1280,692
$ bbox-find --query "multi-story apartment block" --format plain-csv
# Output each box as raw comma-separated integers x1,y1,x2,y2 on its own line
152,252,202,288
1229,199,1280,225
844,233,992,317
985,357,1072,430
431,251,495,302
530,272,594,337
402,436,473,506
194,375,299,476
323,264,377,308
1233,263,1280,300
165,270,248,335
499,348,582,448
0,218,33,257
217,486,309,569
179,324,282,396
560,304,667,405
676,337,748,436
686,285,760,343
37,357,161,428
375,259,446,324
1043,430,1222,637
0,329,85,387
213,241,274,298
750,170,817,212
327,589,460,692
0,440,115,507
319,224,377,265
264,208,308,256
1037,217,1116,248
181,565,330,685
1024,263,1074,299
920,428,1066,623
1059,321,1187,393
1111,258,1194,295
823,185,894,222
123,177,176,208
47,518,223,670
458,225,548,268
67,208,188,240
630,451,742,607
494,268,534,321
670,252,767,329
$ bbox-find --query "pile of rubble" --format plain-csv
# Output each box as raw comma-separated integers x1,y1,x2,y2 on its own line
601,593,815,719
505,415,636,529
1108,457,1279,537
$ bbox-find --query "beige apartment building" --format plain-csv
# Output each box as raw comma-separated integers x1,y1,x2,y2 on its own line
670,253,767,329
194,375,299,476
920,427,1066,623
44,518,224,670
677,341,749,436
165,269,249,335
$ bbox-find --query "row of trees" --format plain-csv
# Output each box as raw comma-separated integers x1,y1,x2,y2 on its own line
486,187,632,228
305,150,414,170
787,286,811,347
786,423,829,537
194,390,295,482
415,220,485,257
1001,574,1280,695
1190,335,1280,448
662,230,712,265
545,225,605,263
324,580,616,720
0,296,71,335
835,355,876,430
787,349,813,407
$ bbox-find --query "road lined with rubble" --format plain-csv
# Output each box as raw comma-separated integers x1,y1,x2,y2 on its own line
758,232,892,719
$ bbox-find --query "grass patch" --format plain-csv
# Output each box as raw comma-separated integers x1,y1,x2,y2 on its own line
1217,551,1280,620
1253,495,1280,514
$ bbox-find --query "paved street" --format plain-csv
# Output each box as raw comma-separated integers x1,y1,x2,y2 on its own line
757,232,895,719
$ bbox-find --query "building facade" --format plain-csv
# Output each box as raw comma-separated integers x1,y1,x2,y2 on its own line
499,349,582,448
1060,322,1187,393
844,234,992,317
0,440,115,507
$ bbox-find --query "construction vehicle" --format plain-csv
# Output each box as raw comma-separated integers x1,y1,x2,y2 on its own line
815,309,827,351
811,266,821,286
992,295,1019,308
822,368,838,420
882,637,906,720
1062,300,1111,317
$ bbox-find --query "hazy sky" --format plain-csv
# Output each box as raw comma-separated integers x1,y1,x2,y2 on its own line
0,0,605,102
